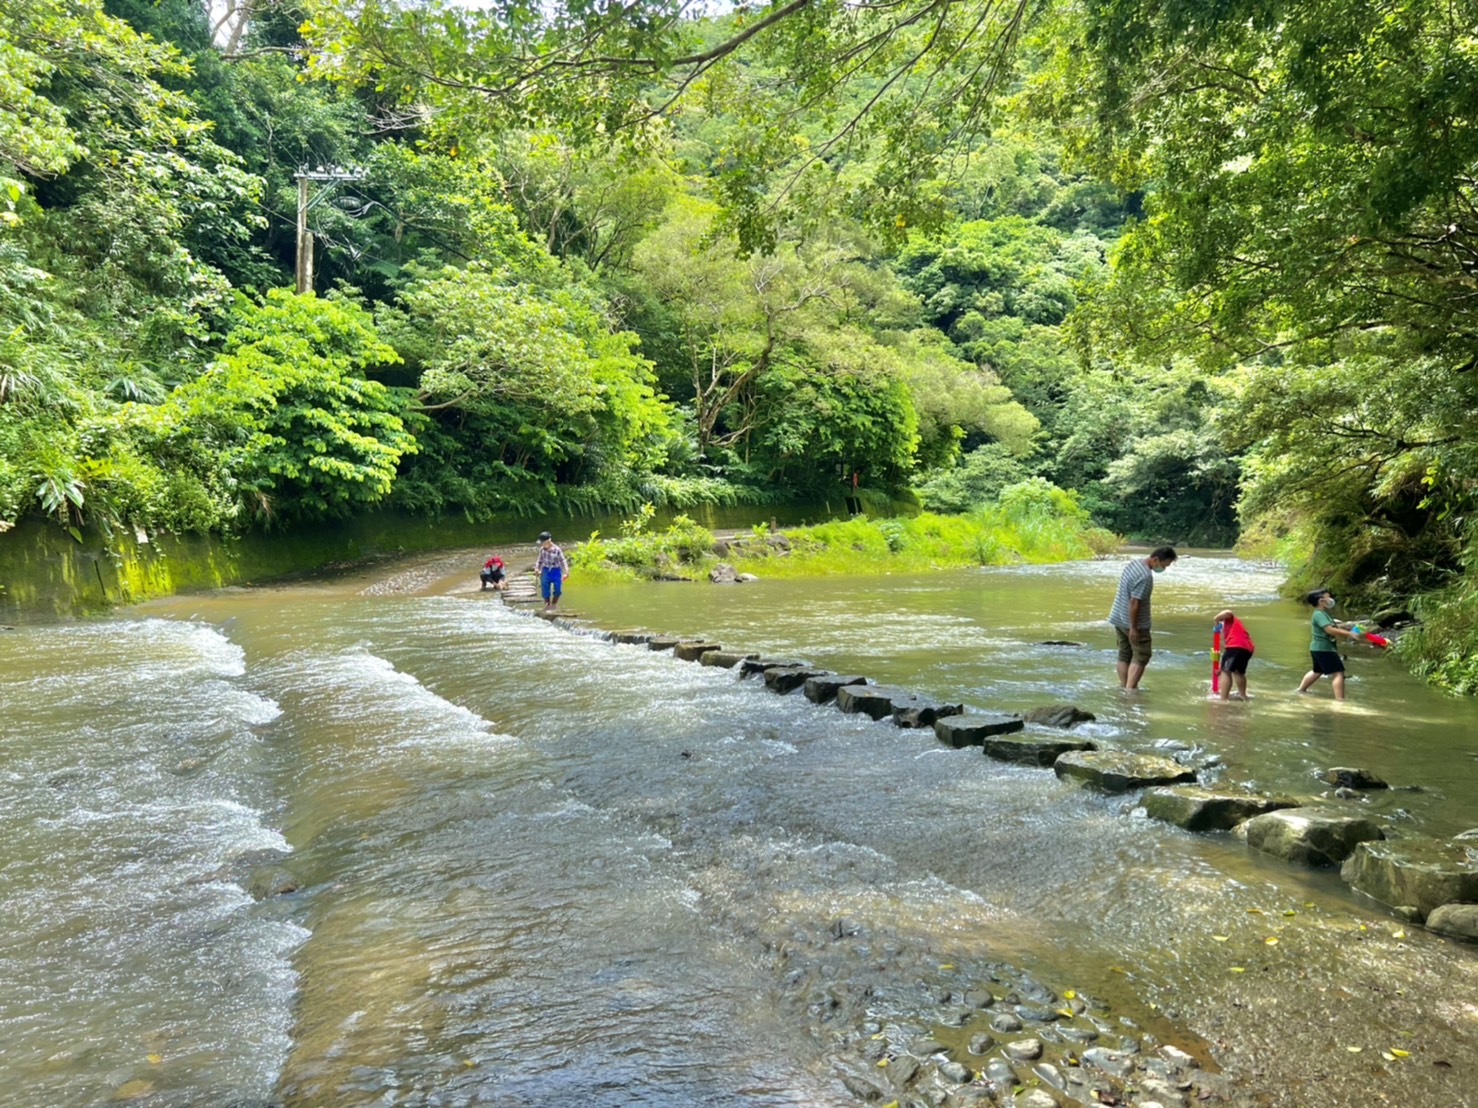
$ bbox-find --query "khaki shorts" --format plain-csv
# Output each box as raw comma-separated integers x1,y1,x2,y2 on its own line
1115,626,1152,666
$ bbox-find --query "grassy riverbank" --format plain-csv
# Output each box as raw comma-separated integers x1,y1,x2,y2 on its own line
568,480,1120,583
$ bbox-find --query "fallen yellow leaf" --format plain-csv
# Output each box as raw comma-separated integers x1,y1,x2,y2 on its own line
1063,989,1076,999
1283,910,1297,917
1390,1048,1411,1058
938,963,954,970
1247,908,1264,915
1347,1046,1362,1053
145,1054,161,1064
1229,966,1246,973
1212,935,1230,942
878,1058,889,1067
1393,930,1406,939
1264,937,1279,945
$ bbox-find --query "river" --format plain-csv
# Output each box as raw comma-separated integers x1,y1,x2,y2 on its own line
0,548,1474,1106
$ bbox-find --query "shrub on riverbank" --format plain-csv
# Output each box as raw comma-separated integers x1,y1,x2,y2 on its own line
570,480,1118,582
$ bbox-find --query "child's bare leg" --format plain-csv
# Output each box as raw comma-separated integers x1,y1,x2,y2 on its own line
1331,672,1346,700
1235,673,1249,698
1297,670,1319,694
1217,671,1231,700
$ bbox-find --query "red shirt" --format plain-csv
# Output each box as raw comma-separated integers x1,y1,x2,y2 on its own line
483,555,504,570
1222,616,1254,652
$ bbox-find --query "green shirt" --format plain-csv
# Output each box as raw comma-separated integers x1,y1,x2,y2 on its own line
1310,609,1337,653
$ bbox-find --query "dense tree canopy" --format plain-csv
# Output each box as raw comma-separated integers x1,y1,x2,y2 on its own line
6,0,1478,684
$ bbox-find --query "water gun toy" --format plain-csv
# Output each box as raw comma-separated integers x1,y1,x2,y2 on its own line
1211,620,1222,692
1350,624,1391,649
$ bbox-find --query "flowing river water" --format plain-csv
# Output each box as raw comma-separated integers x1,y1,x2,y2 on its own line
1,548,1475,1106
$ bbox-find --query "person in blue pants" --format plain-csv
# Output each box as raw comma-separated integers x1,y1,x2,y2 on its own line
535,531,570,611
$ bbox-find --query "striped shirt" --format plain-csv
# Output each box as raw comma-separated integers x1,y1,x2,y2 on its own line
1107,558,1154,630
535,543,569,574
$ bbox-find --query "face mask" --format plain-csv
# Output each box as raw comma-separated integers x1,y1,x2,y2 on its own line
1152,565,1165,574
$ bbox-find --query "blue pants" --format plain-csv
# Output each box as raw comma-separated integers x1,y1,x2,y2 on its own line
541,567,563,602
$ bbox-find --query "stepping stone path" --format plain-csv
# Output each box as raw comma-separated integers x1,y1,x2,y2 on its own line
499,589,1460,942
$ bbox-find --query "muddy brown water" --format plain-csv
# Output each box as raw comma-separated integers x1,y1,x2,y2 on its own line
0,548,1473,1106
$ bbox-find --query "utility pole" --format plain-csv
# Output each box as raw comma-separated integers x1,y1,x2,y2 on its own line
293,164,367,295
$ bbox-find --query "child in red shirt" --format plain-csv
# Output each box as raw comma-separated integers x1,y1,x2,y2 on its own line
1212,608,1255,700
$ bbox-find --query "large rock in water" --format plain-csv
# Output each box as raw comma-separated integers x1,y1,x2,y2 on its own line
1053,751,1195,791
1142,786,1301,832
1322,766,1389,790
673,640,722,661
835,684,918,721
803,674,868,703
893,698,964,728
983,734,1095,766
739,657,809,679
1340,837,1478,921
1020,704,1096,729
700,650,758,668
934,713,1025,748
763,665,830,694
1243,807,1385,867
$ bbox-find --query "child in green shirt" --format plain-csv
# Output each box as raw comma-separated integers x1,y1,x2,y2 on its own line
1295,588,1366,700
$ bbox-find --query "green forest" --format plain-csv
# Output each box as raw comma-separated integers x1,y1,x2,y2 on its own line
3,0,1477,688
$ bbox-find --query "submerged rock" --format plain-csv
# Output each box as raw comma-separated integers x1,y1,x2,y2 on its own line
984,734,1095,766
1141,785,1300,832
934,713,1024,748
803,674,868,703
1322,766,1390,790
1019,703,1096,729
1425,903,1478,942
609,629,653,645
1244,807,1385,867
673,640,722,661
1340,836,1478,921
647,635,681,651
1054,751,1195,792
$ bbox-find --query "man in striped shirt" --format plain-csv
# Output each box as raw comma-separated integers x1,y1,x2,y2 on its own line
535,531,570,611
1107,546,1178,689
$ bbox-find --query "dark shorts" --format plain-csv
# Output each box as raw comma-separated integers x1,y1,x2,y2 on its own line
540,566,563,601
1114,626,1152,666
480,566,505,583
1219,647,1253,675
1309,650,1344,675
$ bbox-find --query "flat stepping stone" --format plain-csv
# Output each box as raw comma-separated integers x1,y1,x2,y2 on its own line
1142,785,1300,832
1340,836,1478,920
983,734,1095,766
739,658,809,679
934,713,1025,748
803,674,868,703
763,666,830,694
1054,750,1196,792
700,650,758,668
893,698,964,728
1244,807,1385,868
834,684,920,721
647,635,681,651
673,640,722,661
